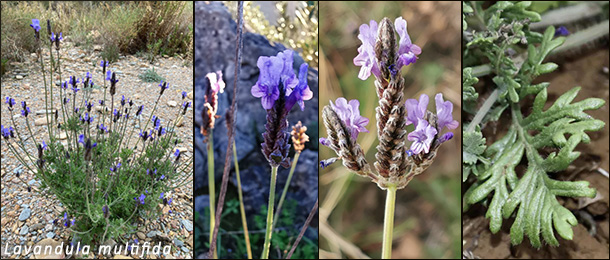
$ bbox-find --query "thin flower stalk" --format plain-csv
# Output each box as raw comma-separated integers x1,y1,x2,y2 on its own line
233,141,252,259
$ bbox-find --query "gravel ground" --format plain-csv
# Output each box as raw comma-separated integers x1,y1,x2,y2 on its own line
1,41,194,259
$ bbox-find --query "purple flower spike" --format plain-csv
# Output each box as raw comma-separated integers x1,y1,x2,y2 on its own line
405,94,429,127
435,93,458,131
407,118,437,155
394,17,422,68
41,141,48,150
353,20,380,80
330,98,369,139
251,55,283,109
286,63,313,111
138,194,146,204
160,192,164,199
105,70,112,81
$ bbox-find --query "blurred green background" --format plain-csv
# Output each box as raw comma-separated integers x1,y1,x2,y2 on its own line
319,1,461,259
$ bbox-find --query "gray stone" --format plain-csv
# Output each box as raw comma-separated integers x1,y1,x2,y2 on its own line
28,180,36,185
30,223,44,231
18,208,31,221
46,232,55,239
181,219,193,232
181,246,189,253
146,231,158,238
20,225,29,235
173,238,184,247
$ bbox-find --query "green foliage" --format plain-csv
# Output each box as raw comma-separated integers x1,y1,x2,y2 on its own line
462,1,605,248
101,44,120,63
139,68,166,83
195,199,317,259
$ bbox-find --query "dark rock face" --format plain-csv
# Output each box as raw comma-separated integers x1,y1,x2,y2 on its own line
194,2,318,222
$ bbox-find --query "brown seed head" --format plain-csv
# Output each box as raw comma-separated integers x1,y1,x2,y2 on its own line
291,121,309,153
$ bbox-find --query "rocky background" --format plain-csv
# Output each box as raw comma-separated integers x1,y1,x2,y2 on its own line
193,0,319,251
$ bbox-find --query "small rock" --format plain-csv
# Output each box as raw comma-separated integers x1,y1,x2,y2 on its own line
58,132,68,140
30,223,44,231
173,238,184,247
167,101,177,107
181,246,189,253
113,255,132,259
16,75,24,79
187,91,193,100
35,109,54,115
19,208,31,221
46,232,55,239
181,219,193,232
93,45,103,51
20,225,29,235
136,232,146,240
35,117,49,126
146,231,158,238
176,147,188,153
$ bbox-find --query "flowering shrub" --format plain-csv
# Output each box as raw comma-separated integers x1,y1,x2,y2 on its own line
1,19,192,245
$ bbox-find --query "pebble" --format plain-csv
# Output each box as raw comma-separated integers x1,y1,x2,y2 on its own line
136,232,146,240
46,232,55,239
34,117,49,126
28,180,37,186
19,208,31,221
20,225,30,235
146,231,158,238
30,223,45,231
167,101,177,107
173,238,184,247
181,246,189,253
33,238,64,259
16,75,24,79
181,219,192,232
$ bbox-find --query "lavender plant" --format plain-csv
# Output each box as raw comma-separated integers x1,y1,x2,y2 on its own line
319,17,458,259
250,49,313,259
1,19,192,246
462,1,605,248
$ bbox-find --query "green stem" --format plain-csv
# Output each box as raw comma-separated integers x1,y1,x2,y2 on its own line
381,184,397,259
233,141,252,259
261,166,278,259
273,152,300,230
207,132,217,259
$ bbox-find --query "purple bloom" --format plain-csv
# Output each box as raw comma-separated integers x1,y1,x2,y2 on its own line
330,98,369,139
354,17,421,80
319,137,331,147
72,86,80,94
555,26,569,37
138,194,146,204
394,17,422,68
251,55,283,109
41,141,48,150
320,157,338,169
439,132,454,143
78,134,85,144
21,107,31,117
353,20,379,80
286,63,313,111
434,93,458,131
405,94,429,127
173,149,180,157
105,70,112,81
50,32,63,42
181,91,187,99
1,125,12,139
160,174,165,180
30,19,41,32
121,95,126,106
5,97,16,108
407,118,437,155
206,71,225,94
136,105,144,116
160,192,164,199
168,198,173,205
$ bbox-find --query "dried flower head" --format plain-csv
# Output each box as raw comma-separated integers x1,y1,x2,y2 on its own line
290,121,309,153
